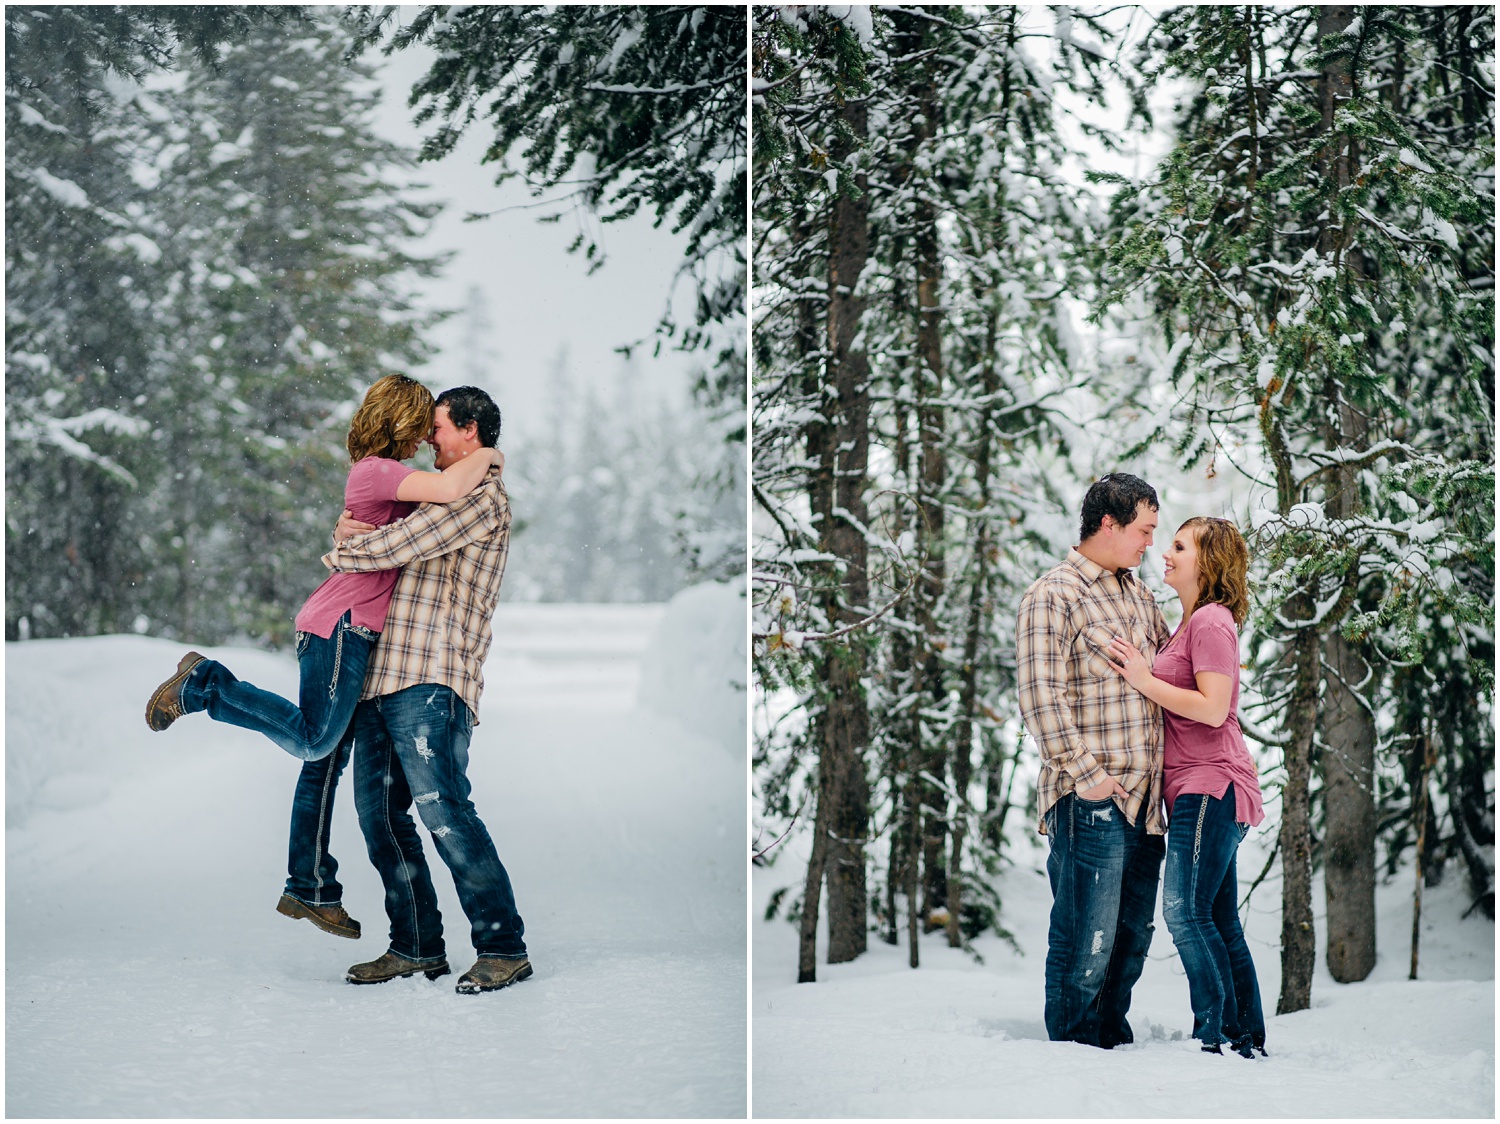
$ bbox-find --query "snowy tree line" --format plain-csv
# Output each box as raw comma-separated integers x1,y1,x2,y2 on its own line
7,5,747,645
750,4,1493,1013
6,7,439,645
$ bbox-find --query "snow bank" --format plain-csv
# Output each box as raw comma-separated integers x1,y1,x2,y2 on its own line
636,579,747,756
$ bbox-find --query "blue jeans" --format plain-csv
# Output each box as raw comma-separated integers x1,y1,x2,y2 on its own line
351,684,527,963
1162,783,1265,1050
282,733,353,907
179,612,376,763
1044,792,1165,1047
179,612,375,909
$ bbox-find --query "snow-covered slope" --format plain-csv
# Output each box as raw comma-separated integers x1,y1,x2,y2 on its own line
753,825,1494,1118
7,604,746,1118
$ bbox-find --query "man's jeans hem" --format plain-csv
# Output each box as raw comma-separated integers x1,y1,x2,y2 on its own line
385,946,449,966
474,945,530,960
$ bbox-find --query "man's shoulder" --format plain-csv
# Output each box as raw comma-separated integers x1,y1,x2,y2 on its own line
1021,561,1086,605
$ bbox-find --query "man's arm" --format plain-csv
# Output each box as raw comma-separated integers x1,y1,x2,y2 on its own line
323,471,504,573
1016,585,1123,798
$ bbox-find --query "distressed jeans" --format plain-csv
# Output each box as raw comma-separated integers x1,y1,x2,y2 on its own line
351,683,527,964
179,612,376,763
1044,792,1165,1047
1162,783,1265,1051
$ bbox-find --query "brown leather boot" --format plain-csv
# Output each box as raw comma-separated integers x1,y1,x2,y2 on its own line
144,651,206,731
276,893,360,939
346,950,451,985
455,956,533,994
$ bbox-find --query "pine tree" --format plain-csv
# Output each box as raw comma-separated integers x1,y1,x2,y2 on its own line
4,6,304,639
345,3,748,585
1095,4,1494,1009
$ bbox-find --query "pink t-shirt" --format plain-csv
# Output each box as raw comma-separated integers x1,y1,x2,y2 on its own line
1154,601,1265,827
293,456,417,638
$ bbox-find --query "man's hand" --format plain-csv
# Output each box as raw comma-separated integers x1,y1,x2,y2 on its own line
334,509,377,547
1077,776,1129,802
491,448,505,475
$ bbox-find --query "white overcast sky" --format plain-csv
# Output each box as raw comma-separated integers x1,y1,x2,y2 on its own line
366,32,700,442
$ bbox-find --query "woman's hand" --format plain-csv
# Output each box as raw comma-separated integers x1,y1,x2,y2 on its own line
1107,636,1154,692
490,448,505,475
335,509,377,546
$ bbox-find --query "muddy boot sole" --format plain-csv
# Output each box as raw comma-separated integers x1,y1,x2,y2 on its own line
276,893,360,939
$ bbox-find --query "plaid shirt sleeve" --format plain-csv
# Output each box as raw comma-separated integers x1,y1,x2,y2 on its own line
321,470,502,574
1017,581,1110,794
319,470,509,724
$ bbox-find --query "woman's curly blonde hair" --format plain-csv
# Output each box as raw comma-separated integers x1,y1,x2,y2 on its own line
1179,516,1251,627
346,374,435,462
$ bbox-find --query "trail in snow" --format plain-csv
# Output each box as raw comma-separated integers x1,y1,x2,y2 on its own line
7,600,746,1118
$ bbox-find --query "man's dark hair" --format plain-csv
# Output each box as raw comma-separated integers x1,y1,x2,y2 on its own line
1078,472,1159,541
435,385,502,448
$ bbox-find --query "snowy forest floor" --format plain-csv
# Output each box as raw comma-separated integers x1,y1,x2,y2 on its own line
753,823,1494,1118
7,605,746,1118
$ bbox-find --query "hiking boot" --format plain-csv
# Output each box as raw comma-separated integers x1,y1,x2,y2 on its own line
276,893,360,939
145,651,206,731
455,956,533,994
346,950,450,985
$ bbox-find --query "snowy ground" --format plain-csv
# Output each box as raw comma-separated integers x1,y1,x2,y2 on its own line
7,600,746,1118
753,822,1495,1118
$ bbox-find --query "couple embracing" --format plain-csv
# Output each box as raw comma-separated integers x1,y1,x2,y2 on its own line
144,376,530,995
1018,472,1268,1058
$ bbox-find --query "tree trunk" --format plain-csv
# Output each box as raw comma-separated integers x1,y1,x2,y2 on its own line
946,303,999,949
1322,625,1377,981
1260,393,1317,1014
1277,619,1320,1014
821,93,872,966
1315,7,1378,985
1410,728,1436,979
1321,390,1376,983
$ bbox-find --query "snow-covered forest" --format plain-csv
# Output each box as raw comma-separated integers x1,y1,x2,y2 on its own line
750,1,1494,1079
6,5,746,644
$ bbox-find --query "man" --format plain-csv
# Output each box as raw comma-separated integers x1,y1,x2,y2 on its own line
325,385,531,995
1016,472,1170,1048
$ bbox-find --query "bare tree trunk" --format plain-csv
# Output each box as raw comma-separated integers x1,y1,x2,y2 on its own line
798,769,831,983
1410,729,1436,979
1323,625,1377,981
1277,620,1321,1014
822,93,872,966
947,302,999,949
1261,390,1318,1014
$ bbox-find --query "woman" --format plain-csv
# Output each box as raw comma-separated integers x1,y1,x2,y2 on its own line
144,373,501,936
1107,516,1267,1059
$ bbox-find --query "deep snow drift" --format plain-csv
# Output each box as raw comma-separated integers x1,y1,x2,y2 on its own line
753,822,1494,1118
7,597,746,1118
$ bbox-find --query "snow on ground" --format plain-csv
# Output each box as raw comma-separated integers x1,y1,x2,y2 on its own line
753,823,1494,1118
7,599,746,1118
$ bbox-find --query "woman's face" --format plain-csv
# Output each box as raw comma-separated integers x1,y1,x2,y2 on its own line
1163,524,1202,600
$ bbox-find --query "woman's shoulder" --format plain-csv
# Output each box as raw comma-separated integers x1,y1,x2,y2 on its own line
1192,601,1239,637
350,455,415,478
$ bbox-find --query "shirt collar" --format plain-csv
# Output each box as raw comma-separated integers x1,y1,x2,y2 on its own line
1066,547,1137,586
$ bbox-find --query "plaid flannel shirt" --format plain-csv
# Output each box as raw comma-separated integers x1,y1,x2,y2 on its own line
1017,548,1171,835
321,467,509,726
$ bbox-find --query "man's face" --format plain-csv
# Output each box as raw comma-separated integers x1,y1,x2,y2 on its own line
1104,501,1158,571
428,405,478,470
